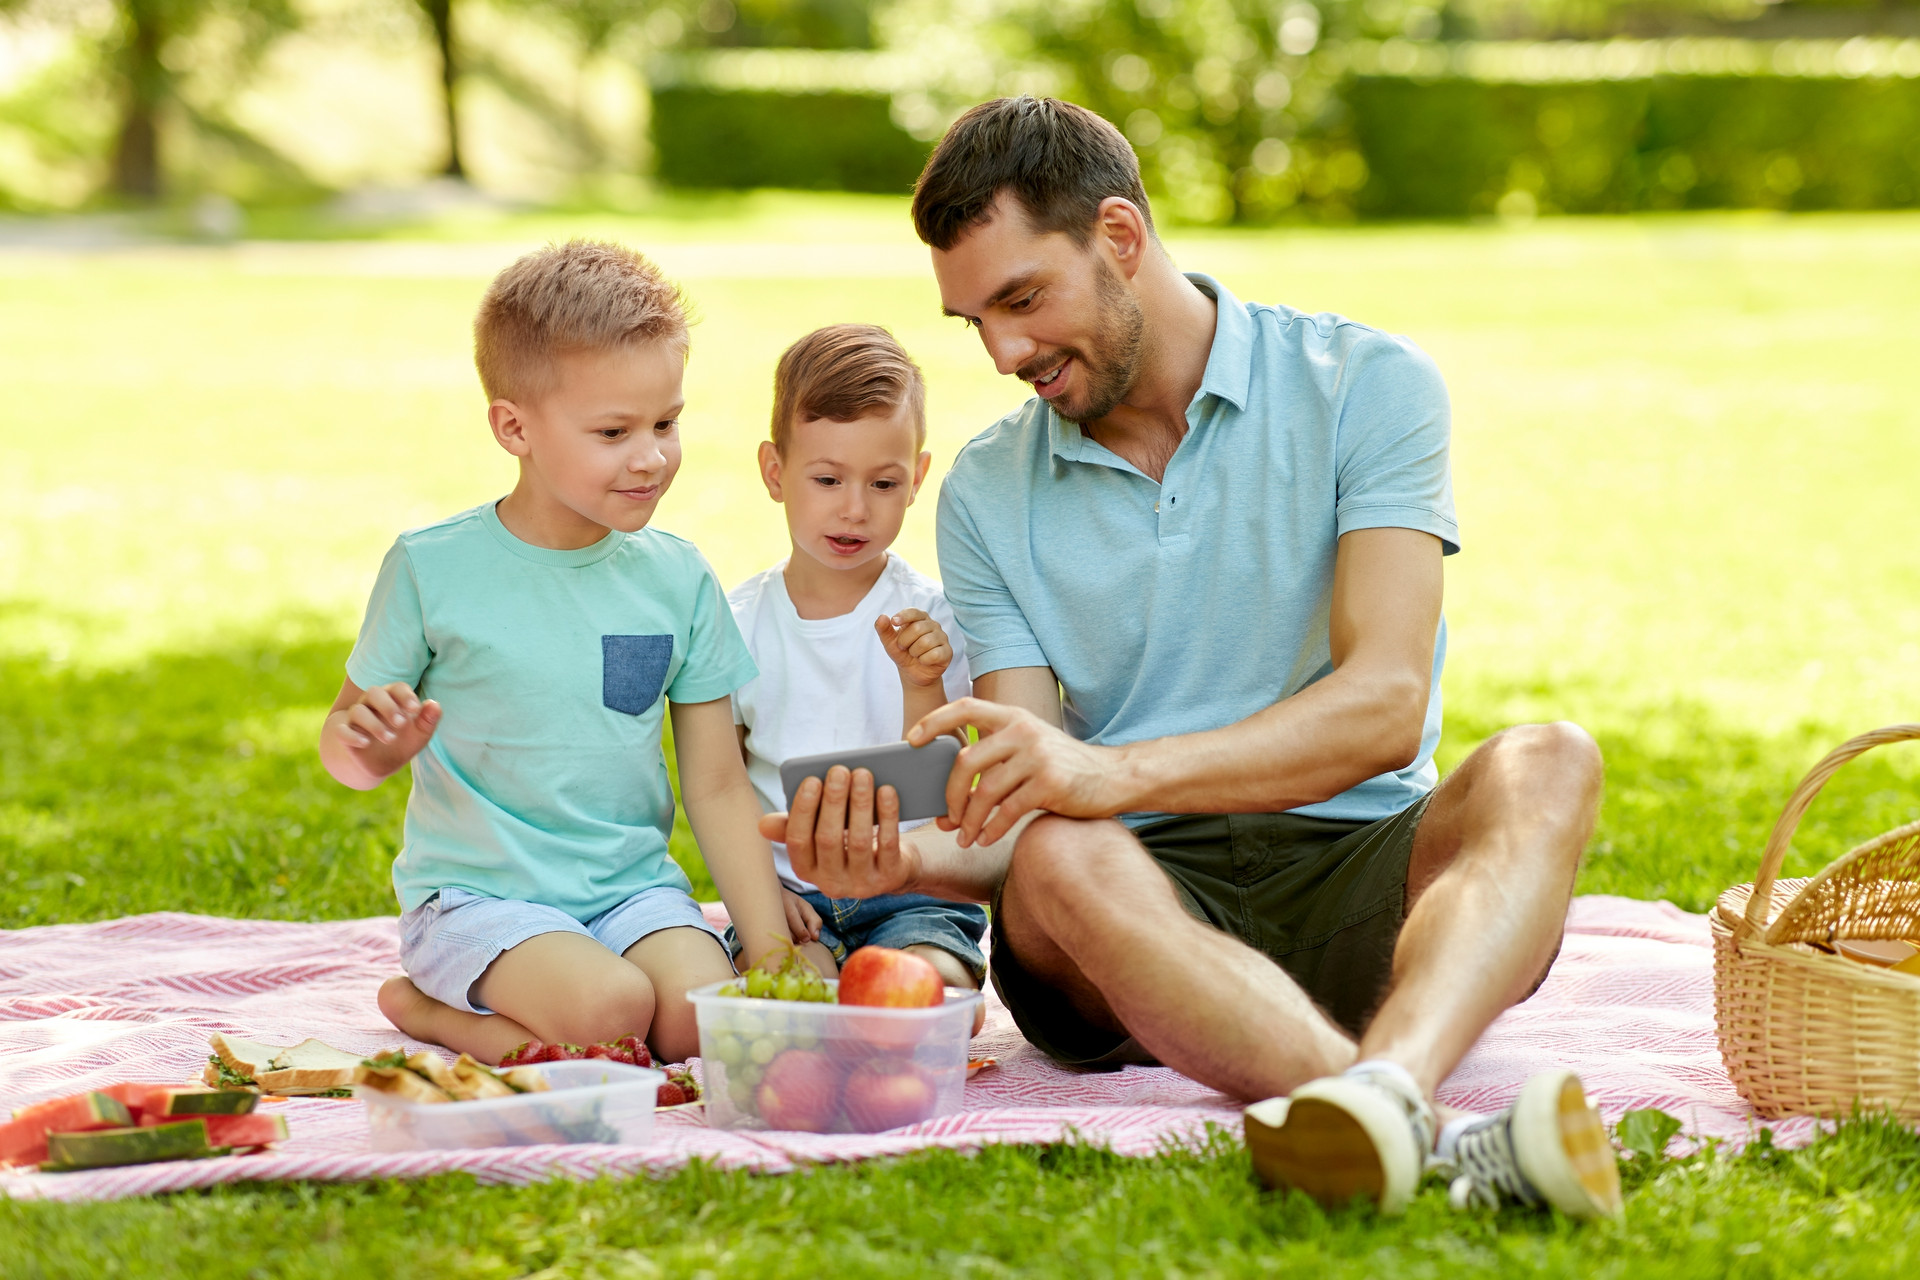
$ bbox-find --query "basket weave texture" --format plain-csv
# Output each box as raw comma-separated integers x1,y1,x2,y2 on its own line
1712,724,1920,1119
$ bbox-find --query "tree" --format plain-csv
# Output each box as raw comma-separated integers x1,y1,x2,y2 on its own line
413,0,464,176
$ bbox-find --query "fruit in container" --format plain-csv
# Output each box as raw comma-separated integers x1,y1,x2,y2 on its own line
841,1060,938,1131
717,941,834,1003
754,1049,842,1132
837,947,944,1008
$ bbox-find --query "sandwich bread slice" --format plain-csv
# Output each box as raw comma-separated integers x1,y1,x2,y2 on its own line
208,1034,368,1096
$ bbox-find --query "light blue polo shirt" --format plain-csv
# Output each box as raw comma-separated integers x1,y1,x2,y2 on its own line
935,274,1457,825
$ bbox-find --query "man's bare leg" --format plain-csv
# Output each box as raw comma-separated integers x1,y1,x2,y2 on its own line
1246,722,1615,1218
995,816,1357,1098
1357,721,1602,1092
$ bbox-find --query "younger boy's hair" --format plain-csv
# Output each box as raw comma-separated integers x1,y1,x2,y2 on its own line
911,96,1153,252
771,324,926,455
474,239,689,403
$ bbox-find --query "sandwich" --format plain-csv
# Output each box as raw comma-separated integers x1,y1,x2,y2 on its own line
205,1034,369,1097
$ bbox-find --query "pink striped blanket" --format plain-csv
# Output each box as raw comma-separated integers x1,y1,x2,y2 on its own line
0,896,1803,1202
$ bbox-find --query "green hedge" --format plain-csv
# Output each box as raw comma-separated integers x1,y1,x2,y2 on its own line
649,76,1920,216
1347,76,1920,217
649,88,929,193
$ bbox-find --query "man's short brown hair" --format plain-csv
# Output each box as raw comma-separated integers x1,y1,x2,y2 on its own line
771,324,926,455
473,239,689,402
911,96,1154,252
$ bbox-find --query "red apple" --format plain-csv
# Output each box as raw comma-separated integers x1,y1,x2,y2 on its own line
837,947,944,1008
754,1049,841,1132
841,1060,937,1131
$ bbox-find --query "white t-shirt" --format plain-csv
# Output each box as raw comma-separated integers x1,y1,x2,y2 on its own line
728,554,971,893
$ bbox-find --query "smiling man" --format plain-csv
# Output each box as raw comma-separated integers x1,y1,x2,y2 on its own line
766,97,1621,1220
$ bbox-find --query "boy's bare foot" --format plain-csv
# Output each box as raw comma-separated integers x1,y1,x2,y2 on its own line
376,975,434,1038
376,974,538,1065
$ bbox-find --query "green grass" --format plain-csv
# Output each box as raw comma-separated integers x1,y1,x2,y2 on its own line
4,203,1920,1273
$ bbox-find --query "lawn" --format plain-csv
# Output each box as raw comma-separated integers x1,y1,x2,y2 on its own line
3,199,1920,1274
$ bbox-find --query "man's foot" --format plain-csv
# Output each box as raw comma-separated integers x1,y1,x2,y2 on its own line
1433,1070,1623,1220
1244,1061,1436,1216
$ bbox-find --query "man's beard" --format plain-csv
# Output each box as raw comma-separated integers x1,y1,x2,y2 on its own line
1017,263,1146,425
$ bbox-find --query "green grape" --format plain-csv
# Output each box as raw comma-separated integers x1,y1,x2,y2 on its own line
749,1036,780,1066
774,973,802,1002
717,982,743,998
745,969,774,998
713,1034,746,1066
728,1077,756,1109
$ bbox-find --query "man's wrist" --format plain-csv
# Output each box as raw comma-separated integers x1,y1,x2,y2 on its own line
1103,741,1153,814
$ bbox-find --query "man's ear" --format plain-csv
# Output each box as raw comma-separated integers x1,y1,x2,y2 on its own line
758,439,785,501
908,449,933,503
488,400,532,457
1094,197,1152,282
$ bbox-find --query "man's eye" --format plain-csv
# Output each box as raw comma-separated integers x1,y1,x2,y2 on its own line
1012,291,1038,311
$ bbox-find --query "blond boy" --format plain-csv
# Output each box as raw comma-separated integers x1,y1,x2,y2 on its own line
320,240,789,1066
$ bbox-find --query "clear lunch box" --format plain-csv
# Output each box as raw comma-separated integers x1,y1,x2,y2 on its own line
689,980,982,1133
358,1059,665,1151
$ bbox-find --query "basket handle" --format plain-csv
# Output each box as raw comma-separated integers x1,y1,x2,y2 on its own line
1742,723,1920,938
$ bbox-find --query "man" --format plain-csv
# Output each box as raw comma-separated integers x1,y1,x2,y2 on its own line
763,96,1622,1220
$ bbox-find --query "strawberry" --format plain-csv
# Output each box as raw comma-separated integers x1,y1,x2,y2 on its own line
656,1067,701,1108
612,1035,652,1067
500,1040,543,1067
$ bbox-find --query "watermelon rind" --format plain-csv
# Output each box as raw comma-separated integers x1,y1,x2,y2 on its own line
153,1089,259,1117
42,1120,211,1170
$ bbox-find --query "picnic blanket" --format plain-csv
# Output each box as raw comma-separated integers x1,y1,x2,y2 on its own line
0,896,1811,1202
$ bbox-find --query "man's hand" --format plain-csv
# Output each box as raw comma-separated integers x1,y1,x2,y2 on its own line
782,888,822,944
321,679,440,789
907,697,1125,847
757,766,921,899
875,609,952,689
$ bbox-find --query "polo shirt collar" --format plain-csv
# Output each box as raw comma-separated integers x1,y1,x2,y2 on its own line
1047,271,1255,463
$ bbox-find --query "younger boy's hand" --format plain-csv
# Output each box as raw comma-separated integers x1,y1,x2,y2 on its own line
782,889,822,944
876,609,952,689
334,682,441,774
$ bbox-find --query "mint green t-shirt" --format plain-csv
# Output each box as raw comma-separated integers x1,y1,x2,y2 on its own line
345,501,757,920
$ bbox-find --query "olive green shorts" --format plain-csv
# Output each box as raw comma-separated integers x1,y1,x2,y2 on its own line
988,795,1432,1070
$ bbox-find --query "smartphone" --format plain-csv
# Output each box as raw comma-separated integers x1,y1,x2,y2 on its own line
778,737,963,823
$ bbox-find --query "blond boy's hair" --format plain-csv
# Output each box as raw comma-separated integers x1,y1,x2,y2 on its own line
473,240,689,402
771,324,927,455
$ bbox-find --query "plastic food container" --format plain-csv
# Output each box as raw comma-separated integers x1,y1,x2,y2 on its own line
689,980,982,1133
358,1060,664,1152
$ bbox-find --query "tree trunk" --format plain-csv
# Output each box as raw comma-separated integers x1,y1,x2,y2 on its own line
418,0,463,178
110,0,166,199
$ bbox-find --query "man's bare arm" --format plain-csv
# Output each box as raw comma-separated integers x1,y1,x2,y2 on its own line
913,528,1443,844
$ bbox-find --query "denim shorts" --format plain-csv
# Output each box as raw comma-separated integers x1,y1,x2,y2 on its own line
725,891,988,983
400,884,730,1014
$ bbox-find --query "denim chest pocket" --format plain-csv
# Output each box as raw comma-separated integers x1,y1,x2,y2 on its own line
602,634,674,715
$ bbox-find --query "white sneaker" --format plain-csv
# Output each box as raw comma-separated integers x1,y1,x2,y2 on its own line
1243,1063,1436,1216
1433,1070,1623,1220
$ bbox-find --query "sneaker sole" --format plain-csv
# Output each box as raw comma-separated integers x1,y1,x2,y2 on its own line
1510,1070,1624,1220
1244,1080,1420,1215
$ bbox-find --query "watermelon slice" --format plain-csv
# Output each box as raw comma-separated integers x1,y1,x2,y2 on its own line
0,1093,135,1168
140,1111,287,1148
144,1088,259,1118
43,1121,215,1171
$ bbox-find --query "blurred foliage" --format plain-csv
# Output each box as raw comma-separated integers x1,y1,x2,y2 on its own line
650,86,928,189
687,0,876,48
1350,75,1920,216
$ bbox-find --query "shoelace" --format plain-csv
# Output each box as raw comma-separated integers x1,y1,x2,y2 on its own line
1441,1115,1542,1211
1347,1067,1436,1156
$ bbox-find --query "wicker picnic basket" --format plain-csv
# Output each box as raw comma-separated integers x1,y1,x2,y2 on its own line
1712,724,1920,1119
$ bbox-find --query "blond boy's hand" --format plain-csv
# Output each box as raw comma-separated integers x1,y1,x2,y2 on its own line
332,682,441,776
875,609,952,690
782,888,822,944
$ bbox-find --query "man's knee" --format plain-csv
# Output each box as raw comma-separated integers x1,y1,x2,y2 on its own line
1490,720,1602,779
1006,815,1129,907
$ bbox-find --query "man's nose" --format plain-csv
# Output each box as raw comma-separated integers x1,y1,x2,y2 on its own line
981,321,1036,379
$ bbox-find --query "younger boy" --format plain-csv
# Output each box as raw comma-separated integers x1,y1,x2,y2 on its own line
728,324,988,994
319,240,790,1066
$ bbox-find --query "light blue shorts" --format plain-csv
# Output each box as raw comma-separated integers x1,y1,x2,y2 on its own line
399,884,731,1014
